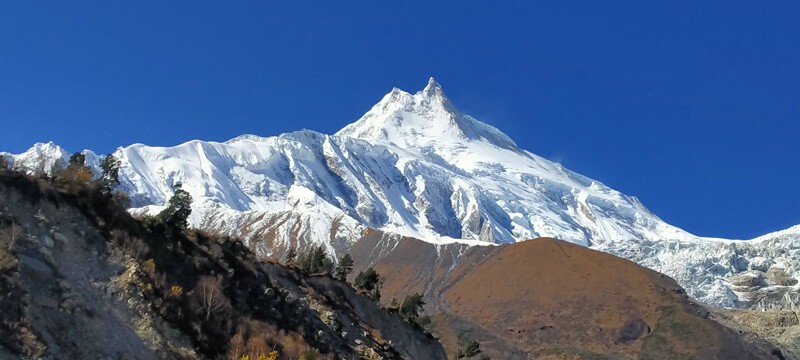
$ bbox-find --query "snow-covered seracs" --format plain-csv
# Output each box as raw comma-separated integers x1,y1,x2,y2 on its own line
3,78,799,309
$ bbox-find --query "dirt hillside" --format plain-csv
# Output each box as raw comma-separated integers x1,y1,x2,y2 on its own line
348,233,785,359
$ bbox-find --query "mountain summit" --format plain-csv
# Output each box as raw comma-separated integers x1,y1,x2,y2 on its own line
336,78,517,149
3,79,799,309
421,76,445,97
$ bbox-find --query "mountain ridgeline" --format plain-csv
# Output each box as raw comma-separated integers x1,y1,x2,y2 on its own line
3,78,798,310
1,79,799,358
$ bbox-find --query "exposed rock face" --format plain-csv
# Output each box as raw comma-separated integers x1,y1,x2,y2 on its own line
729,271,769,289
767,267,799,287
599,234,800,310
727,267,800,311
714,309,800,360
0,178,173,359
0,171,445,359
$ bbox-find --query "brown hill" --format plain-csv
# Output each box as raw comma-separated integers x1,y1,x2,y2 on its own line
346,233,785,359
244,220,787,359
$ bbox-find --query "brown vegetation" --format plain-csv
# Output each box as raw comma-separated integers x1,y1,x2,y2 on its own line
346,232,785,359
227,320,324,360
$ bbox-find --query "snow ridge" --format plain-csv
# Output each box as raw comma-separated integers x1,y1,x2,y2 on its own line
3,78,799,309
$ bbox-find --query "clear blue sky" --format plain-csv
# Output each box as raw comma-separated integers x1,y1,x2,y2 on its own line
1,1,798,239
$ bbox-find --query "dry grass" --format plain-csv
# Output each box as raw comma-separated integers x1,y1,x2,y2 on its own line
227,320,320,360
438,238,772,359
350,234,776,359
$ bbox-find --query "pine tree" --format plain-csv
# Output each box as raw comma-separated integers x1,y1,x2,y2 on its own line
335,253,354,281
296,250,310,273
157,182,193,231
455,333,485,359
303,245,332,275
99,154,121,194
354,267,381,299
69,152,86,167
310,246,325,273
400,293,425,323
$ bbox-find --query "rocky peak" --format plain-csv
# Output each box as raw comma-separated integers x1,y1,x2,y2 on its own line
335,78,516,149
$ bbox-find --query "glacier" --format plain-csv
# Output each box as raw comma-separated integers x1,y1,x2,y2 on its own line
3,77,798,309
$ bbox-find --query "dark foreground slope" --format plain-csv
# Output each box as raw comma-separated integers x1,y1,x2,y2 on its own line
347,232,785,359
0,171,445,360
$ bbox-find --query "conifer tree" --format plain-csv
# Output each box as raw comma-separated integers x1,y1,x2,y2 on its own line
455,333,486,359
335,253,354,281
157,182,193,231
400,293,425,322
301,245,332,275
354,267,381,299
69,152,86,167
99,154,121,194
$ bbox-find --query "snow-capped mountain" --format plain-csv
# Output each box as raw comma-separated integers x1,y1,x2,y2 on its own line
3,78,798,309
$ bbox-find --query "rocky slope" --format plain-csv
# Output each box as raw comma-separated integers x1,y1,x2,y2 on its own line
2,79,798,310
713,308,800,360
0,170,445,359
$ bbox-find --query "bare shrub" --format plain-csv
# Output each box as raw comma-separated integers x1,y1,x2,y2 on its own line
228,329,246,360
108,229,148,261
194,276,230,321
227,320,283,360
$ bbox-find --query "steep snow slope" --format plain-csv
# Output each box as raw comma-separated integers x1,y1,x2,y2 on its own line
3,78,798,309
129,78,700,247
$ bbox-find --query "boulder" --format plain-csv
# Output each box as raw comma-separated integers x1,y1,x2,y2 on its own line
53,232,69,244
766,267,798,286
60,298,80,313
728,271,767,289
40,235,54,248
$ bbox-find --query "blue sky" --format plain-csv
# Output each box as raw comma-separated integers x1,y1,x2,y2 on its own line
1,1,798,239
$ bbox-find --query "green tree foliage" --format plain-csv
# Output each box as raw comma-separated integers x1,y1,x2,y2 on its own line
455,333,486,359
334,253,354,281
69,152,86,167
157,182,193,231
400,293,425,322
298,245,333,275
312,247,330,274
354,267,381,299
99,154,121,194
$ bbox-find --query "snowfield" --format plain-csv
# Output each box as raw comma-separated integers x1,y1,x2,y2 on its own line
4,78,799,309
